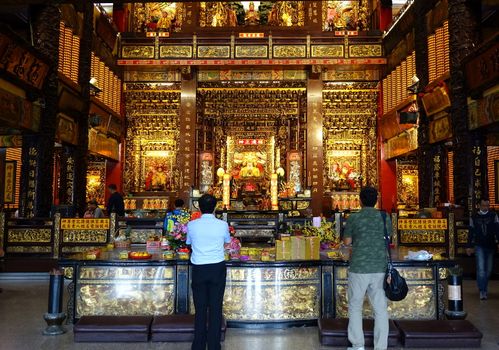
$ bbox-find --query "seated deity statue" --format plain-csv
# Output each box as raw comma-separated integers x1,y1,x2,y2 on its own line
152,167,167,189
244,2,260,25
240,161,261,178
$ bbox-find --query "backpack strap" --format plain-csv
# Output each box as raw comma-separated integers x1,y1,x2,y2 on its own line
381,211,393,268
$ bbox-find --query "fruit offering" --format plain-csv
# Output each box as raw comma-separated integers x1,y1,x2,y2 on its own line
177,247,190,260
129,251,152,259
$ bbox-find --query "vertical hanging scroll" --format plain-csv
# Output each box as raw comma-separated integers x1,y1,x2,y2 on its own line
307,72,323,215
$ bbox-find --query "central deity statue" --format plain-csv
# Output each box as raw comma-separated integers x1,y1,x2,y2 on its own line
244,2,260,25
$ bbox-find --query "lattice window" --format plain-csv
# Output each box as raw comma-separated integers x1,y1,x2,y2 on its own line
487,146,499,209
427,20,450,83
382,50,416,113
58,22,80,84
91,53,121,114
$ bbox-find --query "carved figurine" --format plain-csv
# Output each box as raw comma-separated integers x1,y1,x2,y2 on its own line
244,1,260,25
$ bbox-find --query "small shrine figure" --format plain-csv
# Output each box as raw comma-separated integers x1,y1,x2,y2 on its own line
157,11,171,31
244,1,260,25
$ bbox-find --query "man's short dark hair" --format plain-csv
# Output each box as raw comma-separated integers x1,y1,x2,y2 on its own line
199,194,217,214
480,198,490,203
174,199,184,208
360,186,378,207
108,184,117,191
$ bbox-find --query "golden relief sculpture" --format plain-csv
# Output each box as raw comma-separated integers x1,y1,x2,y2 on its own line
63,230,108,243
235,45,268,58
397,164,419,208
198,46,231,58
400,231,446,244
132,2,184,32
349,44,383,57
160,45,193,58
311,45,344,58
200,1,304,27
273,45,306,58
76,266,176,317
121,46,155,59
323,0,369,31
7,228,52,243
457,228,469,244
335,267,437,319
221,267,320,321
323,83,378,190
124,84,181,193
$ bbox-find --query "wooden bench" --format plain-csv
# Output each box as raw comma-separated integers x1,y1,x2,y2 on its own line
318,318,401,347
395,320,483,348
73,316,152,342
151,314,226,342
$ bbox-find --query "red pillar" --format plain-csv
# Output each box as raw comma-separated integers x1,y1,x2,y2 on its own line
113,4,127,33
379,0,392,31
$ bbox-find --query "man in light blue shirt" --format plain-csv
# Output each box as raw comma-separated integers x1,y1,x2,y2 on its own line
187,194,230,350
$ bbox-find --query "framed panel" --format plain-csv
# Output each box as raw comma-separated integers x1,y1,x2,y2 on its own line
235,45,268,58
160,45,193,58
4,161,16,204
197,46,230,58
273,45,306,58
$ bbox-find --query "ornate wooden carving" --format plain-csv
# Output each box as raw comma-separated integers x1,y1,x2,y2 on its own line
448,0,480,211
27,4,60,217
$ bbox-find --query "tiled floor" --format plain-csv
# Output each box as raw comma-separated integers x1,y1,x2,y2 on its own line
0,277,498,350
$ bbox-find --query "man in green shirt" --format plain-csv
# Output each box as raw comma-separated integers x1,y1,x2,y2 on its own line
343,186,391,350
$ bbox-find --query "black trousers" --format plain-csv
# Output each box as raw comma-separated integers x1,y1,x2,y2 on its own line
191,261,227,350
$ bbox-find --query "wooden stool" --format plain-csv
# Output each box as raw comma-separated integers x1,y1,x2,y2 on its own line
73,316,152,342
318,318,401,347
151,314,226,342
395,320,483,348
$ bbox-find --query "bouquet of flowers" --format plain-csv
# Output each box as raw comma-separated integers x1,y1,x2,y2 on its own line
165,221,188,251
226,226,241,259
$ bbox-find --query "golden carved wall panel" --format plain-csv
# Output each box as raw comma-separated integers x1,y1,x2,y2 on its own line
7,246,52,253
311,45,344,58
323,82,378,190
213,266,320,321
335,266,437,319
124,83,181,193
349,44,383,57
7,228,52,243
124,70,181,82
198,46,231,58
160,45,193,58
397,163,419,208
62,230,108,243
323,69,379,81
76,266,176,317
235,45,268,58
121,45,155,59
273,45,306,58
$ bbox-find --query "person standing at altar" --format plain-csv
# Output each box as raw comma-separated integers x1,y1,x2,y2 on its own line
163,199,190,232
84,199,105,218
187,194,231,350
106,184,125,217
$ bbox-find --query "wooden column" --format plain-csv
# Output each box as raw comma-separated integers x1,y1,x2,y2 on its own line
448,0,481,212
22,4,60,217
178,67,197,203
72,0,93,216
306,67,324,216
413,0,432,209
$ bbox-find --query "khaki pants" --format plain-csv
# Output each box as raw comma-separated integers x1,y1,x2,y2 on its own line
348,272,389,350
